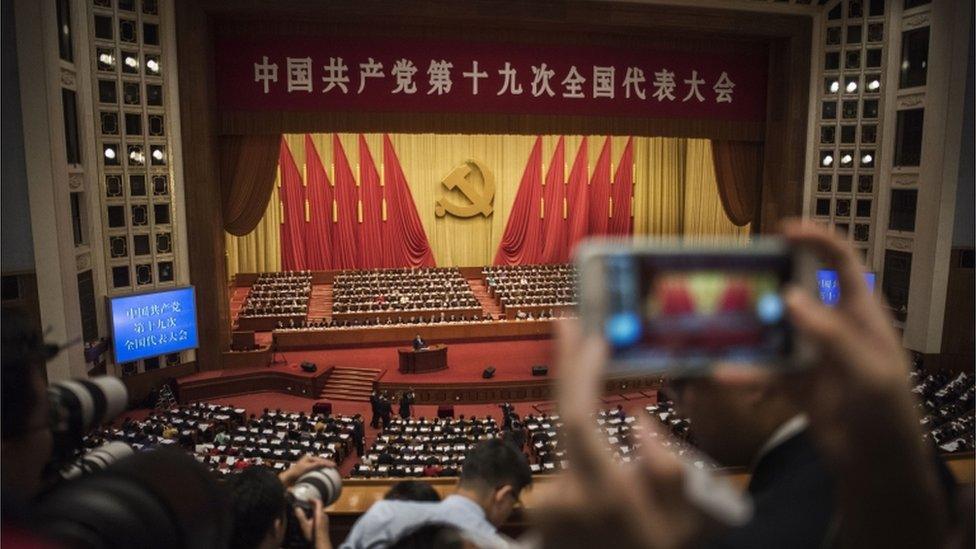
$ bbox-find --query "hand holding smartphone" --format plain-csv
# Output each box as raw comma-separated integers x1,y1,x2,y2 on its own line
576,237,818,376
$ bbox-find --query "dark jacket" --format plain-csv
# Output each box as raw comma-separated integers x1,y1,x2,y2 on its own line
702,430,836,549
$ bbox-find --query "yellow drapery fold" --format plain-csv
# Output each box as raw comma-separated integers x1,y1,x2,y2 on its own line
225,134,749,279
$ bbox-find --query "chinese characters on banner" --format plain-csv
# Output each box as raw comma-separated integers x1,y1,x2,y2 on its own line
121,301,192,353
215,36,767,121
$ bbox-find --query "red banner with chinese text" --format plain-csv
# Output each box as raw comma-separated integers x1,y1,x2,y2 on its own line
215,36,767,121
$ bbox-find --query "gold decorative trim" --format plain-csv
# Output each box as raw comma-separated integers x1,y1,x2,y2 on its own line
897,93,925,109
67,173,84,190
887,236,914,252
76,252,91,271
60,67,76,89
890,174,918,187
902,13,930,30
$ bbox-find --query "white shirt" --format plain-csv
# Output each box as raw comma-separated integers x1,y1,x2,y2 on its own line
753,414,809,468
340,494,513,549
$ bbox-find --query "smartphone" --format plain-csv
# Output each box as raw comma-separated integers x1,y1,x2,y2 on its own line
576,238,817,376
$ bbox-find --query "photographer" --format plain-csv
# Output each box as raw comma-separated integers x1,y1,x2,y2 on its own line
3,312,232,549
228,455,336,549
1,312,56,542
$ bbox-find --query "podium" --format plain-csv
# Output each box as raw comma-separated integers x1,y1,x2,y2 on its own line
398,344,448,374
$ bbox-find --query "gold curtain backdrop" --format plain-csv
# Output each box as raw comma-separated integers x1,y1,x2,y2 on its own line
225,134,750,277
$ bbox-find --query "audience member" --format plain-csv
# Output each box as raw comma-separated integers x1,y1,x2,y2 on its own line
384,480,442,502
342,439,532,548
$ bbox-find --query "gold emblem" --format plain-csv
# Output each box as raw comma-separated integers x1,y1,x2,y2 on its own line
435,159,494,218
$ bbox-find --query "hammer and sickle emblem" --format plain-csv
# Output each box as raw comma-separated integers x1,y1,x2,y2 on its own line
434,159,495,218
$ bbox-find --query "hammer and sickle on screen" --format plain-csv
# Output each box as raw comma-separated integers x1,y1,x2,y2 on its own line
434,159,495,218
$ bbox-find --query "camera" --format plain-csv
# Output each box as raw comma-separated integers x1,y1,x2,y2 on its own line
59,440,134,481
289,466,343,513
48,375,129,464
283,467,343,548
36,448,232,549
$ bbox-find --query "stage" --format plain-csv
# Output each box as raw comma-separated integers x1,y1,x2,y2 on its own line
178,338,664,404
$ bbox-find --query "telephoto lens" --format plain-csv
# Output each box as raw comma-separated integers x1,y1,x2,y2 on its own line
283,467,343,548
59,441,134,480
290,467,343,510
48,376,128,462
35,447,232,549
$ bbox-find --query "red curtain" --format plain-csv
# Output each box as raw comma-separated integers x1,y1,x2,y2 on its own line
382,134,436,268
358,135,385,268
588,137,612,235
278,137,308,270
608,137,635,236
565,137,590,257
220,135,281,236
494,137,544,265
304,135,334,270
712,141,764,227
539,137,567,264
331,135,360,270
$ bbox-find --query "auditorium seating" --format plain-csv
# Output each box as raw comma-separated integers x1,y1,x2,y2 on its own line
483,264,578,317
238,271,312,320
524,401,698,473
350,415,499,478
83,403,358,475
913,370,975,453
332,267,478,314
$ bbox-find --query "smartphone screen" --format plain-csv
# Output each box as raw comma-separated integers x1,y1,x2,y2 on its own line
583,245,799,374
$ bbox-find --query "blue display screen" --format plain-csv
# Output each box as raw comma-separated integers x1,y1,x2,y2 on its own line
817,269,876,306
110,287,199,363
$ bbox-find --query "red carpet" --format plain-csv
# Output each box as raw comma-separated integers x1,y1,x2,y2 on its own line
273,338,556,383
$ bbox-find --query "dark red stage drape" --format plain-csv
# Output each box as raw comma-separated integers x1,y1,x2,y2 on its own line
565,137,589,257
304,135,334,270
712,141,763,227
221,134,281,236
588,137,612,235
493,137,544,265
278,137,308,270
382,134,437,268
358,135,385,268
539,137,567,264
331,135,361,270
608,137,635,236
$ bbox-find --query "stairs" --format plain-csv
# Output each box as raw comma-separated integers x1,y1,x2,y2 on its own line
229,286,251,327
467,278,504,319
307,283,333,322
319,367,381,402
